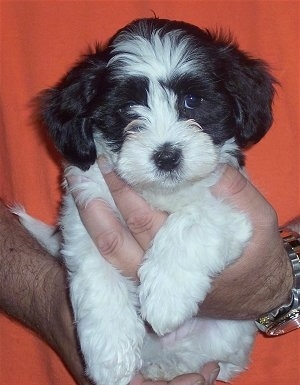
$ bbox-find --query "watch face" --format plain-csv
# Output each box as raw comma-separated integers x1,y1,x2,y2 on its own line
270,315,300,336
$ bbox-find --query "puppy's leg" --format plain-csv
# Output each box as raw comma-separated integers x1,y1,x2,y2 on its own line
62,167,145,385
139,200,251,335
69,251,145,385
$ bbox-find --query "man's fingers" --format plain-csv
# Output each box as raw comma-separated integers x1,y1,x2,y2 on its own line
98,157,167,251
66,175,144,278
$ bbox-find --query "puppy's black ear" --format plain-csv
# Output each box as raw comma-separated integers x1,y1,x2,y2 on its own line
220,41,277,147
40,49,107,170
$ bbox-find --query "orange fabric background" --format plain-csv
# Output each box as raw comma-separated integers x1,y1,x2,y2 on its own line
0,1,299,384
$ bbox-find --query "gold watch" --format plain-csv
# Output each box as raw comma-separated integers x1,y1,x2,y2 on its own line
255,228,300,336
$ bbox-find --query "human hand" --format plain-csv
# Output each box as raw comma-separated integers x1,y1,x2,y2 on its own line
203,165,293,318
69,159,293,319
67,159,167,280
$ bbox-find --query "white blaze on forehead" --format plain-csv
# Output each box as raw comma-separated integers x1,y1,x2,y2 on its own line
128,79,179,143
147,80,178,129
108,29,198,80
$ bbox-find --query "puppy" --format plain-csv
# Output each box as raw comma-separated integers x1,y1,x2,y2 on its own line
15,18,276,385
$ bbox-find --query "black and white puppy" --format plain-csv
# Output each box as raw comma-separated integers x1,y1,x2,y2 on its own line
16,18,276,385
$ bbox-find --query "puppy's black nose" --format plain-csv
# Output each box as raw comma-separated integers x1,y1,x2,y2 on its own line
152,143,182,171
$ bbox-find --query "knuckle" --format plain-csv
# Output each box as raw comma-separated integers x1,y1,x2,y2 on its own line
110,179,132,197
95,230,122,257
126,209,154,236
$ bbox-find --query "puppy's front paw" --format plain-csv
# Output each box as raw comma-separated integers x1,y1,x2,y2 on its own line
140,290,198,335
79,315,145,385
71,271,145,385
138,217,212,335
139,264,202,335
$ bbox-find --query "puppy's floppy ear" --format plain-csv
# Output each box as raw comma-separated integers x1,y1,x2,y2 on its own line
220,41,277,147
40,49,107,170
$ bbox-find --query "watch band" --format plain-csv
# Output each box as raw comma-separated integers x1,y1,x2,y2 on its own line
255,228,300,336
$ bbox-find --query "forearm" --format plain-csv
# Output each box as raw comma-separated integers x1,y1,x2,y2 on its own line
0,202,89,385
0,202,62,335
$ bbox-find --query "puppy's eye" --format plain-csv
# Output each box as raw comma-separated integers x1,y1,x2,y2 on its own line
184,95,204,109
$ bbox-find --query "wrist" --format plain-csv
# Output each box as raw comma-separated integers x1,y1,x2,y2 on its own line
256,228,300,335
264,239,294,313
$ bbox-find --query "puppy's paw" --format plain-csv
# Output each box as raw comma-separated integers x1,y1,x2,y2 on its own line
139,268,201,335
140,293,198,335
80,316,145,385
72,273,145,385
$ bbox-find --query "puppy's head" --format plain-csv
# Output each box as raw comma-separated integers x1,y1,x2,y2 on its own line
41,18,276,191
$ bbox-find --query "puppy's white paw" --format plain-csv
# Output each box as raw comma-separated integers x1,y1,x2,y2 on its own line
79,315,145,385
140,292,198,336
69,263,145,385
139,264,203,335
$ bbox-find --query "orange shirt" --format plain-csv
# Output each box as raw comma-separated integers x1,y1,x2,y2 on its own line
1,1,299,384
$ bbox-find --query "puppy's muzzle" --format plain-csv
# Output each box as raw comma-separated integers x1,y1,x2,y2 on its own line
152,142,182,172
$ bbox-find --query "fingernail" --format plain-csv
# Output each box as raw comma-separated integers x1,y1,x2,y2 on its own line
98,156,114,175
208,368,220,385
